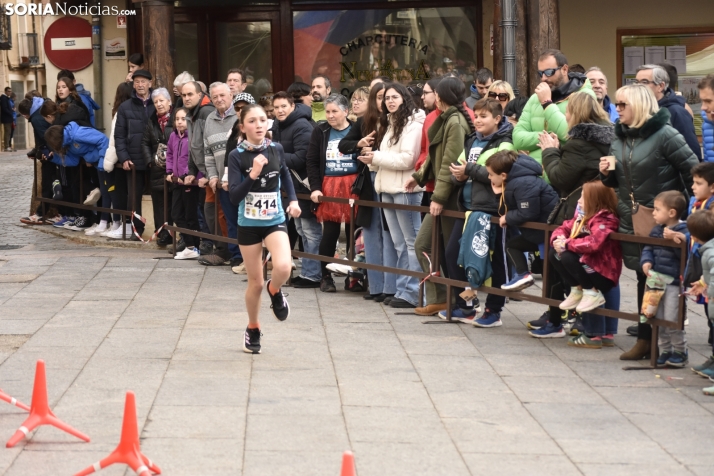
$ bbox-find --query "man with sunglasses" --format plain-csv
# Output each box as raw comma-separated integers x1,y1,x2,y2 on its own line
513,49,595,167
466,68,494,110
635,64,701,161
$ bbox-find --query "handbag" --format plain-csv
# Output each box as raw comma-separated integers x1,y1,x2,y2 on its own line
546,186,582,225
622,142,656,236
154,143,167,168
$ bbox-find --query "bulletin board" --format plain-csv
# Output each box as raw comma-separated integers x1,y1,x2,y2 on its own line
617,27,714,135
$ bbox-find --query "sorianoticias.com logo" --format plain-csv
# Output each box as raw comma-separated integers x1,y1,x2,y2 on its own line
4,3,136,16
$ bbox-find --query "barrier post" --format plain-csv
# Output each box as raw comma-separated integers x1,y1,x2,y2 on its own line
79,162,84,207
348,200,355,261
423,215,457,324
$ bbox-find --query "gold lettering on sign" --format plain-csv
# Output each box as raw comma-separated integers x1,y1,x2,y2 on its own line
340,59,431,83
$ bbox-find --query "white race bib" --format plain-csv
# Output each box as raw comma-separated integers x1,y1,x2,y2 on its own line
244,191,279,220
468,146,484,163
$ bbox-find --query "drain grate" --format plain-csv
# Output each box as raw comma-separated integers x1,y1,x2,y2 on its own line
0,245,24,250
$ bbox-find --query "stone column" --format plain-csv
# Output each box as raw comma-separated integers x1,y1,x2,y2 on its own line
141,0,175,89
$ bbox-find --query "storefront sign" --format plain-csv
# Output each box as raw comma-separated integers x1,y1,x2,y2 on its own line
339,34,429,56
340,59,430,83
104,37,126,60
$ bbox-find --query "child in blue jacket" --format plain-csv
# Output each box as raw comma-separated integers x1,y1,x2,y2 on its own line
485,150,558,292
44,122,108,170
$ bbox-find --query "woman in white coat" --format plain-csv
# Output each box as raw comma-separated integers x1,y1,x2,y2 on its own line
358,83,425,308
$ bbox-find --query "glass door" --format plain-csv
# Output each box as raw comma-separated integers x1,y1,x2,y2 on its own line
175,23,200,80
216,21,273,100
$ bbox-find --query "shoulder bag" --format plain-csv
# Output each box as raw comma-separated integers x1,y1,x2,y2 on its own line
622,141,656,236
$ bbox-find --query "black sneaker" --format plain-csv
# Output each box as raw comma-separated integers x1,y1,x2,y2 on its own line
320,275,337,293
156,230,172,247
293,277,321,288
527,311,550,330
243,327,262,354
266,279,289,321
375,293,393,303
627,324,638,337
52,180,63,200
389,298,416,308
569,314,584,336
199,241,214,256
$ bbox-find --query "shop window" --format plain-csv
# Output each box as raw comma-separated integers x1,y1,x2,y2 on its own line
293,7,479,96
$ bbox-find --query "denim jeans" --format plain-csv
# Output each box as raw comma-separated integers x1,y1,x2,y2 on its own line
363,175,397,295
218,188,242,261
381,191,423,305
582,285,620,337
295,215,323,282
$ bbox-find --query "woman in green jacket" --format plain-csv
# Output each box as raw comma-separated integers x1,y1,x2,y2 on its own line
405,77,474,315
600,84,698,360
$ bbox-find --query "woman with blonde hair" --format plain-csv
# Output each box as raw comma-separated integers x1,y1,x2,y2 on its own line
487,80,515,111
528,91,615,337
599,83,698,360
348,86,369,122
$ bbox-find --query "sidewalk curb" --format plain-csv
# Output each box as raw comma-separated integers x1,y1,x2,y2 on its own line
28,225,167,250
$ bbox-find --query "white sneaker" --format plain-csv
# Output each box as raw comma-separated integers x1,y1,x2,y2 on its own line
84,224,99,235
84,188,101,206
326,260,354,276
232,262,247,274
576,289,606,313
559,287,583,310
106,224,132,239
87,223,108,236
101,222,121,237
174,247,200,260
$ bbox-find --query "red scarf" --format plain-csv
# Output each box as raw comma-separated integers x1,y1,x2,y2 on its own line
157,110,170,133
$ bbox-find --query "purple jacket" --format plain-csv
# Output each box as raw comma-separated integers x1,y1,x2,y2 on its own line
166,129,202,182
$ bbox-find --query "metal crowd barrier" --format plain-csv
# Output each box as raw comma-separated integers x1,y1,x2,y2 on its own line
29,160,689,370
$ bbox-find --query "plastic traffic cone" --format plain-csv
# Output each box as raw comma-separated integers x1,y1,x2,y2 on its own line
6,360,90,447
340,451,355,476
74,391,160,476
0,389,30,412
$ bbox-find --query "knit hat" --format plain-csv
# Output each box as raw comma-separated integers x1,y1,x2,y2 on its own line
232,92,255,105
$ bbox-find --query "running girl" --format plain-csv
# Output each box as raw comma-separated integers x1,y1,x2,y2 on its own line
228,104,301,354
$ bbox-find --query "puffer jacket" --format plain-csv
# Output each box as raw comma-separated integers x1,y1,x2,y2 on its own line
272,103,315,193
659,88,701,161
503,154,559,227
542,121,614,224
640,221,688,284
141,111,174,192
700,238,714,304
412,106,471,205
186,95,215,176
513,73,596,164
114,90,156,170
373,109,425,194
702,110,714,163
551,209,622,284
601,107,699,270
104,115,119,172
76,84,101,127
51,121,109,169
456,117,515,213
54,97,91,128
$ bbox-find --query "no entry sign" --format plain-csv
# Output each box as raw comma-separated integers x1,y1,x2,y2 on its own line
44,17,93,71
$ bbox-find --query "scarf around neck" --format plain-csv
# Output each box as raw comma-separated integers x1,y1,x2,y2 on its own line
239,138,271,153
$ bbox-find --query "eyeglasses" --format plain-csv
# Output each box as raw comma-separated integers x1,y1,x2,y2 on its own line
614,102,628,110
488,92,510,101
631,79,654,85
384,95,401,102
537,67,561,78
351,98,366,104
422,89,434,96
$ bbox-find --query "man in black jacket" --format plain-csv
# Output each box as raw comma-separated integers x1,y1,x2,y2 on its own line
18,96,54,224
0,87,13,151
109,69,156,239
636,64,702,161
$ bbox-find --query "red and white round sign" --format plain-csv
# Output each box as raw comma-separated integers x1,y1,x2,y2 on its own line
44,17,93,71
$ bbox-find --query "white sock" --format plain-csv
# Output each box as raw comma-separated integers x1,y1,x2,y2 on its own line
583,288,599,296
570,287,580,294
110,221,121,231
96,220,108,231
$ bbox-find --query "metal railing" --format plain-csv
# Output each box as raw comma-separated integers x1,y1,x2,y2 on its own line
30,160,688,369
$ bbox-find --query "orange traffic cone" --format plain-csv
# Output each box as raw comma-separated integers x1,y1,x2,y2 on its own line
6,360,90,447
74,391,160,476
340,451,355,476
0,389,30,412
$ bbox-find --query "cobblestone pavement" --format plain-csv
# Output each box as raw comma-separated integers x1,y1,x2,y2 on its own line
0,153,713,475
0,152,44,247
